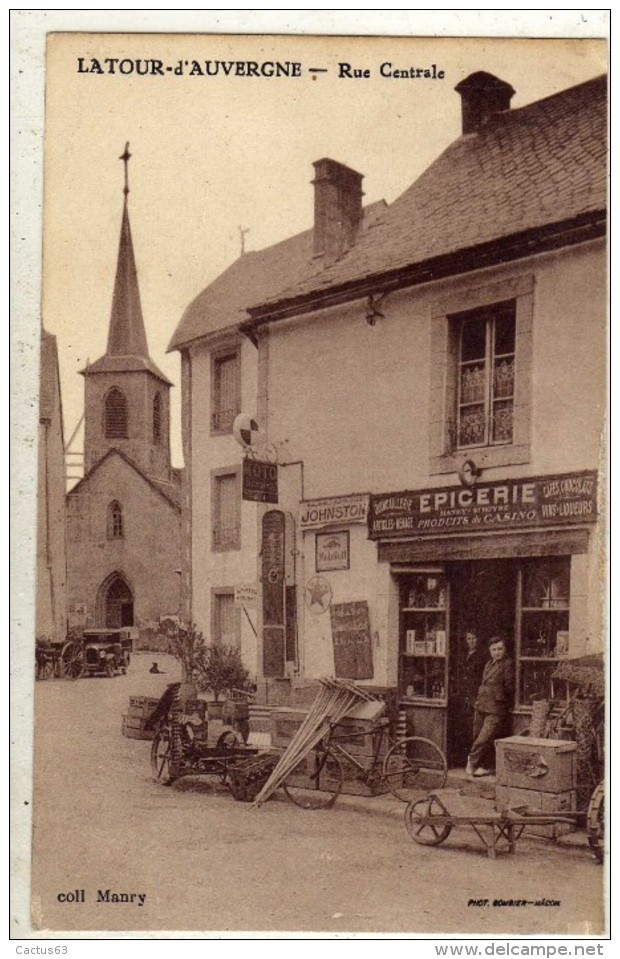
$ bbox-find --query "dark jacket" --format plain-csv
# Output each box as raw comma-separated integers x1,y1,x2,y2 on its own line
474,657,514,716
460,646,487,709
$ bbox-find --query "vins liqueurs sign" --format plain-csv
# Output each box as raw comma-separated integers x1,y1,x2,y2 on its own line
368,471,597,539
242,458,278,504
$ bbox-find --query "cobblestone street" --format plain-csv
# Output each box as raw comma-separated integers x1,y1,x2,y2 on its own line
27,654,605,935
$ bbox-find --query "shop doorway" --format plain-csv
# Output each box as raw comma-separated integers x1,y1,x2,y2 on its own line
447,559,517,766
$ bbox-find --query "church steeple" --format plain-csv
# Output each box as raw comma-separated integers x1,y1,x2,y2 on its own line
107,144,150,359
81,145,173,481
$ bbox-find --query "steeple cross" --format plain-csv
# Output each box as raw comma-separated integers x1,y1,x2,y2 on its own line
120,142,131,196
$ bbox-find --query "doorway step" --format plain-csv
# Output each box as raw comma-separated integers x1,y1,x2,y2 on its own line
446,767,497,800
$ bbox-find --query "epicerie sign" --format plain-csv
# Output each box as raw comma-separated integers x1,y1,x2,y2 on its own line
300,494,369,530
368,470,597,539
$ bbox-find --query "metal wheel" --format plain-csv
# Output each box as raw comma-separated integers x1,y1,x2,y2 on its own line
60,640,84,680
405,796,453,846
282,747,344,810
151,728,176,785
586,782,604,863
216,729,242,751
383,736,447,802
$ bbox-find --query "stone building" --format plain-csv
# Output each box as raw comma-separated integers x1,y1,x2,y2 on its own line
36,329,67,642
172,73,606,755
66,174,182,633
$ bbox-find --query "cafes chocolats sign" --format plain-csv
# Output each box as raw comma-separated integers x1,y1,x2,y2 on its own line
368,471,597,539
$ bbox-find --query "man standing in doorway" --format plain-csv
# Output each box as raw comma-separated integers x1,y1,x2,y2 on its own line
466,636,514,778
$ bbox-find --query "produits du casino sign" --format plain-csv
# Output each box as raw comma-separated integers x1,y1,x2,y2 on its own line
368,470,597,539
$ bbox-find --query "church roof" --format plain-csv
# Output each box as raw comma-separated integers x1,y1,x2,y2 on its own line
67,447,181,511
83,190,171,385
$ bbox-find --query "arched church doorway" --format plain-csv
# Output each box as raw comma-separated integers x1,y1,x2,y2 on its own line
100,573,134,627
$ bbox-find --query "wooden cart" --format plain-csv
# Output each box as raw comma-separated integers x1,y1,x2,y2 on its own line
404,784,604,861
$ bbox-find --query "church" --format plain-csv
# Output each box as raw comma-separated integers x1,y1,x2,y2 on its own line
66,149,182,634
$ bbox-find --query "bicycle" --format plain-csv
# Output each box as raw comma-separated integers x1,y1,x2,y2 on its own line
282,714,447,810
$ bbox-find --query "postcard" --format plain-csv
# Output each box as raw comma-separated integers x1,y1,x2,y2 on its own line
12,14,609,939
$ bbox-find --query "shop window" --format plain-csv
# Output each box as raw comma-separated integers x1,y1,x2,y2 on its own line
400,571,449,702
153,392,162,444
212,590,241,648
211,350,240,434
104,387,128,438
453,301,515,449
107,501,124,539
517,557,570,706
429,274,534,474
212,469,240,551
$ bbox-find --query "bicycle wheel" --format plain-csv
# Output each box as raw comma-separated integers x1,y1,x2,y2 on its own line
586,782,604,864
383,736,447,802
405,796,452,846
282,748,344,810
151,727,176,785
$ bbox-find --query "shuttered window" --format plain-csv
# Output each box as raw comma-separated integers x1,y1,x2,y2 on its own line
212,351,240,433
104,388,128,438
213,592,241,648
153,392,162,444
212,471,240,551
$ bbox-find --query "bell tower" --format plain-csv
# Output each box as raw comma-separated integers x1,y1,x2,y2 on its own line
81,144,173,485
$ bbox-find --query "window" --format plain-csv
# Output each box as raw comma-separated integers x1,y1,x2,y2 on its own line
104,388,128,438
454,300,515,448
211,350,240,433
212,470,240,551
429,274,533,474
517,557,570,706
153,392,162,444
107,501,124,539
212,591,241,648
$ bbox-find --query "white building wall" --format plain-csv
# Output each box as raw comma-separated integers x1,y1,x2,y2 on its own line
188,335,260,676
262,239,606,678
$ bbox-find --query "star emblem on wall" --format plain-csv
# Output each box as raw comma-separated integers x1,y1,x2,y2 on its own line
305,575,332,614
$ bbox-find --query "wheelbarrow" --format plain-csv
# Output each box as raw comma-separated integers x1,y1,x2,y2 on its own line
404,782,604,861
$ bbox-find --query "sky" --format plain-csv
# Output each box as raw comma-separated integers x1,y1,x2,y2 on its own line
37,26,607,472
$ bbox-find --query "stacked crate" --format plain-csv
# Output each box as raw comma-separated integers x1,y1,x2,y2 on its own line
121,696,160,740
495,736,577,837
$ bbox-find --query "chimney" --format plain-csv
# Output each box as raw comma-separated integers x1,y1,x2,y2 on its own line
312,158,364,262
455,72,515,134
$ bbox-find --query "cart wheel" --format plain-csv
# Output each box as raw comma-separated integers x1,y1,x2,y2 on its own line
282,747,344,810
38,658,54,681
151,728,176,785
60,640,84,680
383,736,447,802
216,730,242,751
586,782,604,863
405,796,453,846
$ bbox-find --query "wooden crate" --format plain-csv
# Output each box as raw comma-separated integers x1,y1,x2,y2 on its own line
495,737,576,793
127,696,160,719
496,784,577,838
270,708,308,748
122,715,155,741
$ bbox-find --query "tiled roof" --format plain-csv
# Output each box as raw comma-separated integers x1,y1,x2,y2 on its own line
169,74,606,349
255,75,606,311
168,203,386,351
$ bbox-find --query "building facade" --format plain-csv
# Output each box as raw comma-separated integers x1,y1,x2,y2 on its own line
66,179,182,633
36,330,68,642
173,73,606,757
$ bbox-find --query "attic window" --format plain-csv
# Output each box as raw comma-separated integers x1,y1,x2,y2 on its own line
105,388,128,439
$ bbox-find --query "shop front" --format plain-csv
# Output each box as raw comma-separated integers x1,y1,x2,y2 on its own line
368,471,599,767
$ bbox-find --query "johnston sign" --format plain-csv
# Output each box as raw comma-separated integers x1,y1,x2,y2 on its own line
367,471,597,539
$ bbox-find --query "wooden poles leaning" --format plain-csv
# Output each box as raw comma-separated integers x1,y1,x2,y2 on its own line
252,678,381,807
